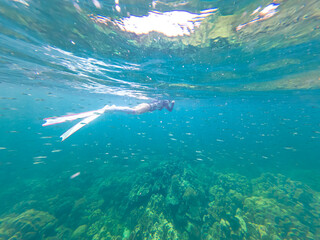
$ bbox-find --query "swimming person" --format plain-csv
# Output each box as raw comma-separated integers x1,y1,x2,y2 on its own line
125,99,175,114
42,100,175,141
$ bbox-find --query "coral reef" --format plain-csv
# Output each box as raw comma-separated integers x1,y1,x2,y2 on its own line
83,166,320,240
1,162,320,240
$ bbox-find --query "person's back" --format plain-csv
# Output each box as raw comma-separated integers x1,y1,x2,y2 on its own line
148,100,174,112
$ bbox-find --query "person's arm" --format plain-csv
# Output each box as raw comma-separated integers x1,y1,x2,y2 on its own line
165,100,175,112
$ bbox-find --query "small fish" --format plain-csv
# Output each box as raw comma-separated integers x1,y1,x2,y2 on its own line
70,172,80,179
34,156,47,159
33,161,44,165
284,147,296,151
0,147,6,150
51,149,62,153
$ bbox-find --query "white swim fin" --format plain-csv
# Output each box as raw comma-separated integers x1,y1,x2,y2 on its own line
43,105,117,141
42,110,99,126
60,112,102,141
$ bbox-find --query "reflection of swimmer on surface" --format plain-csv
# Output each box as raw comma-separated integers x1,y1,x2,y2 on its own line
151,0,189,8
236,1,281,31
42,100,175,141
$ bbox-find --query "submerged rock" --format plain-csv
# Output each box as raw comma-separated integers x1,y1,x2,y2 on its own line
0,209,57,239
71,224,87,239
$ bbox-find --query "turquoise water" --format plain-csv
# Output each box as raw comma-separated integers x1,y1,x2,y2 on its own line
1,0,320,239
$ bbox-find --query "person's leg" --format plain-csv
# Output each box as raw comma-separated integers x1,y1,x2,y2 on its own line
110,104,150,114
107,106,136,114
132,103,151,114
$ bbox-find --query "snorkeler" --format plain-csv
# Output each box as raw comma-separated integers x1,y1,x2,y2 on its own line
42,100,175,141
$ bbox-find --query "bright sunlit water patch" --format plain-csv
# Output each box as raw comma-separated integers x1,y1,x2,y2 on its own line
91,8,217,37
0,0,320,239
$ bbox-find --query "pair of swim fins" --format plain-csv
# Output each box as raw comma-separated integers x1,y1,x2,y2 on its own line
42,105,113,141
